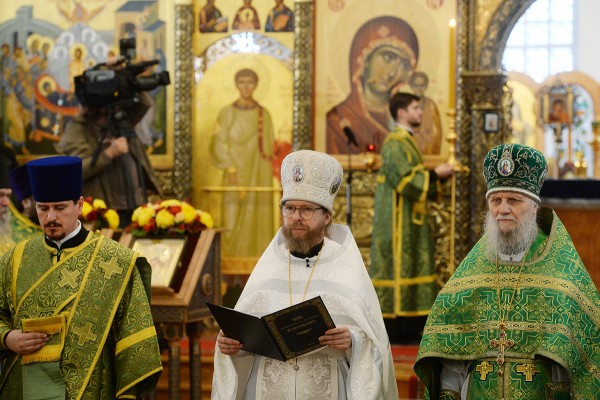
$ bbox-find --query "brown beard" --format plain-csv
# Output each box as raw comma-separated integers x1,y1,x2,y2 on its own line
282,219,328,254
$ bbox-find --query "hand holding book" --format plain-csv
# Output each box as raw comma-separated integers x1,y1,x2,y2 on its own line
318,326,353,350
209,296,337,361
216,331,243,356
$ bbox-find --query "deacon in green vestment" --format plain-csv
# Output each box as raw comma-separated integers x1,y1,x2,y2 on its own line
415,144,600,399
0,156,162,399
369,92,454,342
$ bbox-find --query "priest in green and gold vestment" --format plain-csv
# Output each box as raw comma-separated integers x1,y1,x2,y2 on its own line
370,92,454,342
0,188,15,256
0,164,42,256
0,156,162,399
6,164,42,251
415,144,600,399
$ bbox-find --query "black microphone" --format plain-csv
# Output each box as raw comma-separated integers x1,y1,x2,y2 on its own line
343,126,358,147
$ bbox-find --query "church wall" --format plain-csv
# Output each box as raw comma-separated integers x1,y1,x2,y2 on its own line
576,0,600,83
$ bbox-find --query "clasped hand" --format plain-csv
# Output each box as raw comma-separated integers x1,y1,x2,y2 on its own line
319,326,352,350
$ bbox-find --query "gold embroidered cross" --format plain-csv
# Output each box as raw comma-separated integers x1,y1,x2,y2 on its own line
516,363,539,382
490,328,514,368
73,322,97,346
475,361,494,380
100,257,122,279
58,269,80,289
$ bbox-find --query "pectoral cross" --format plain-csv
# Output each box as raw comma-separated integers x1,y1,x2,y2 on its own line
490,327,514,370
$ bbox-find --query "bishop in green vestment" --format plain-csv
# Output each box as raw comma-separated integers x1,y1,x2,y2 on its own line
415,144,600,399
370,93,454,341
0,156,162,399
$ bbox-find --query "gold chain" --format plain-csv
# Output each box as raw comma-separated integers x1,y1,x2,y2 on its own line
288,250,322,306
496,252,528,329
493,252,529,399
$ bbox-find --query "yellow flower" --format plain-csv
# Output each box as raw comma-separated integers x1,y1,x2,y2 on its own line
160,199,181,208
132,206,142,222
174,211,185,224
199,210,214,229
181,202,197,224
156,209,175,229
92,199,107,210
137,207,156,227
81,201,93,218
104,209,120,230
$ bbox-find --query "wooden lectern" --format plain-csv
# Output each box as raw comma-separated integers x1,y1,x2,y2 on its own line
120,229,221,400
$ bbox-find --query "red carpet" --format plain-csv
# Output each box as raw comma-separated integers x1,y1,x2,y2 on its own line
391,343,419,363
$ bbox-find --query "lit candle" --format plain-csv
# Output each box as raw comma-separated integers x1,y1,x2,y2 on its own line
448,19,456,109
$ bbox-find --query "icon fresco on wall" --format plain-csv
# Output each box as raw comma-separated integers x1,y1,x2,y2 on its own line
232,0,261,30
409,71,443,155
318,0,453,161
209,67,279,257
265,0,294,32
0,1,169,163
325,16,420,155
199,0,229,33
197,0,294,34
194,30,294,266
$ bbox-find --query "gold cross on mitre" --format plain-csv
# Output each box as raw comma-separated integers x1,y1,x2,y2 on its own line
58,268,81,289
490,328,514,368
99,256,123,279
73,322,97,346
475,361,494,380
516,363,539,382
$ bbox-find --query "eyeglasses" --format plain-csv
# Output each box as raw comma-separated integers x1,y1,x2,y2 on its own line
280,205,324,219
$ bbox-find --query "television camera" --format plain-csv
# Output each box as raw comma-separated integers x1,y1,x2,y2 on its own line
74,37,170,108
81,38,169,195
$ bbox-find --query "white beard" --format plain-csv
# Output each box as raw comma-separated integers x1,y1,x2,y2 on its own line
484,211,539,258
0,211,14,248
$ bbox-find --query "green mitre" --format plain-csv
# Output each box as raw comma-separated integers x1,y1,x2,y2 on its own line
483,143,548,203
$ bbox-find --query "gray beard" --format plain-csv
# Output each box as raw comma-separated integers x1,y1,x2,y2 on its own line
0,212,14,247
484,211,539,258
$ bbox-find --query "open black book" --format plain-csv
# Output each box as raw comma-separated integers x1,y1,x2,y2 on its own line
207,296,336,362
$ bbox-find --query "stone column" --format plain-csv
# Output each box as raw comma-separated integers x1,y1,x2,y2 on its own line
292,0,314,151
172,0,194,199
459,71,509,250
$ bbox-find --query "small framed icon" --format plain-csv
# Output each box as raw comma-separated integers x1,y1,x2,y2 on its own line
483,112,499,133
132,237,186,287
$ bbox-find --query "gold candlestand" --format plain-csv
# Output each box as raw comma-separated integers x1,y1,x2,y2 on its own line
591,121,600,178
362,146,378,172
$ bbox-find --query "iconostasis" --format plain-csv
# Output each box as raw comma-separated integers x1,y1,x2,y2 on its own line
192,0,458,284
